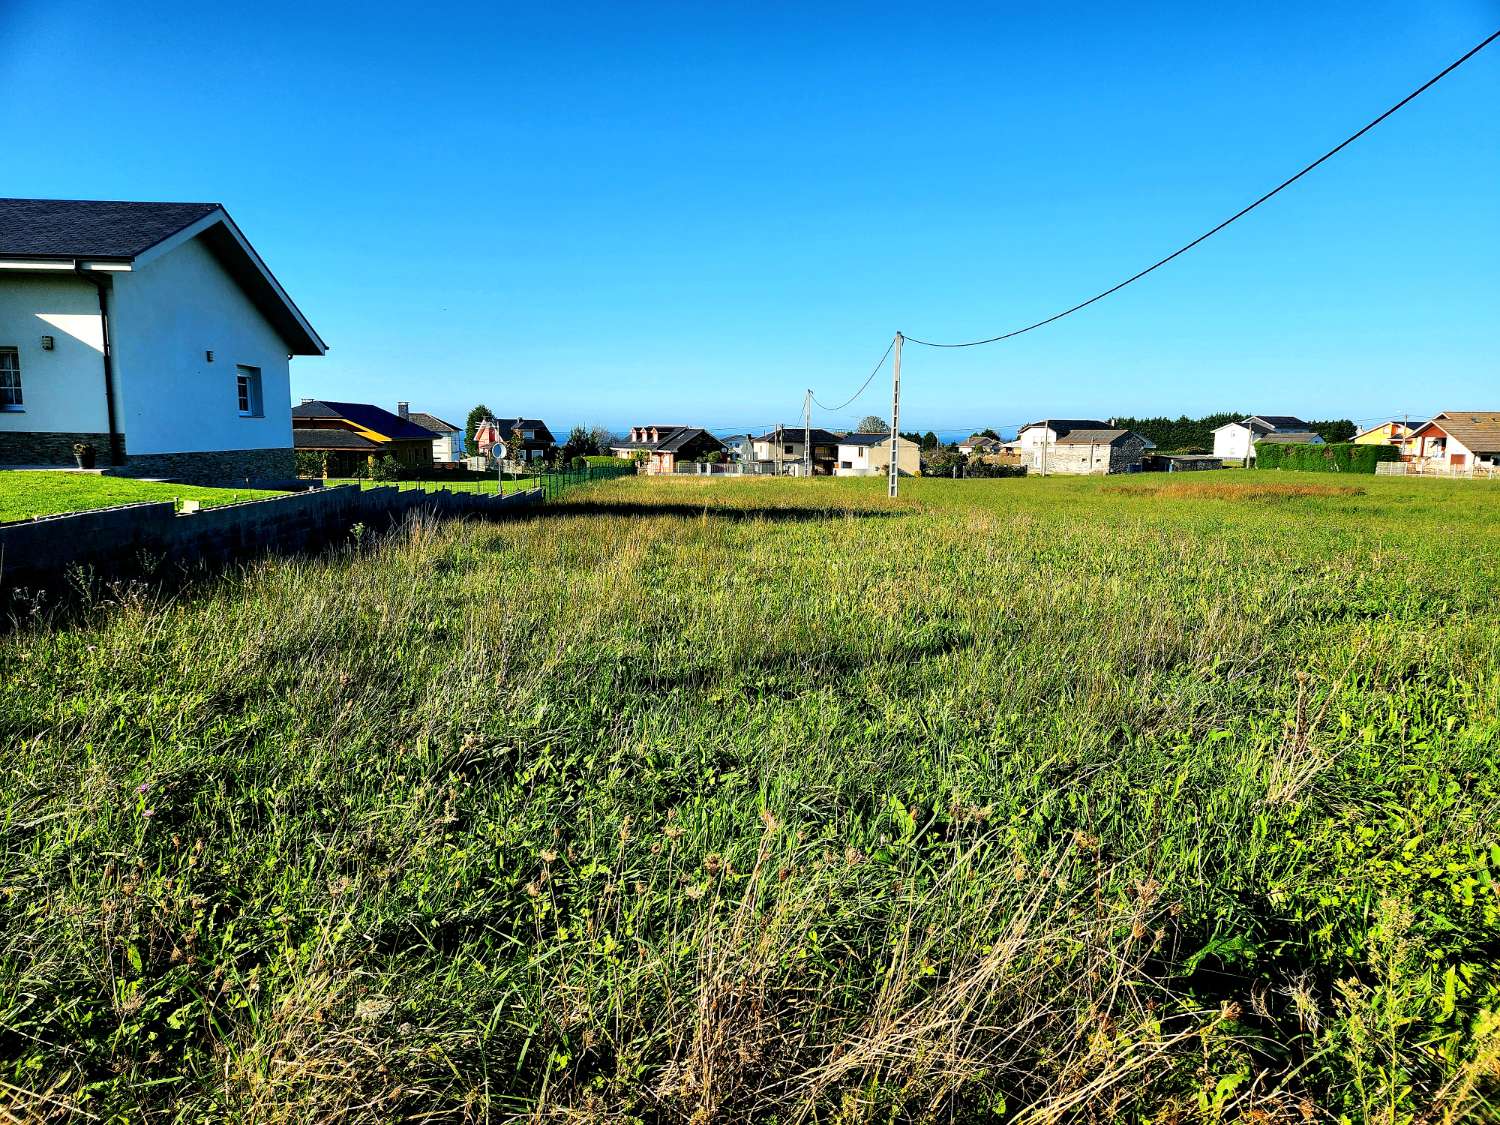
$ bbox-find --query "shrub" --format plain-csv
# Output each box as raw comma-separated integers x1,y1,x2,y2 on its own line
1255,441,1400,473
294,451,329,478
367,454,404,482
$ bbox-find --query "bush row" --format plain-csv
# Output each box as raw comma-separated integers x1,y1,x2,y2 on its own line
1255,441,1400,473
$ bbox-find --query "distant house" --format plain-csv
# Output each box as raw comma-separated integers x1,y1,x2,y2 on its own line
1404,412,1500,470
292,399,436,476
1351,420,1410,448
719,434,754,464
1016,420,1111,455
835,433,921,477
958,434,1004,455
398,402,463,462
0,197,325,483
1016,420,1154,474
1211,416,1322,463
611,425,725,474
751,427,844,475
491,418,556,464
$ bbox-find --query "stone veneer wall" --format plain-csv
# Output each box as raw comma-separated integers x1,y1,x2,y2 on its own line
0,434,289,483
109,447,297,486
0,431,118,467
0,484,542,594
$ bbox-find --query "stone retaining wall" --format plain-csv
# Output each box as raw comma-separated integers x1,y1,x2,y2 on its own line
0,484,541,594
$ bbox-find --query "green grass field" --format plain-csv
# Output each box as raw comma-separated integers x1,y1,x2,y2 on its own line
0,471,285,523
2,472,1497,1121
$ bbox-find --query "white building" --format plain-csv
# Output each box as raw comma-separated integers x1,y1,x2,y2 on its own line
1405,412,1500,470
1210,416,1322,463
401,404,464,462
0,198,325,482
834,433,921,476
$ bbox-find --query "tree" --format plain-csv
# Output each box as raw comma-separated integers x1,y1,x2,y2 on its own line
921,431,939,451
1308,419,1357,444
981,428,1000,440
465,404,493,456
857,415,889,434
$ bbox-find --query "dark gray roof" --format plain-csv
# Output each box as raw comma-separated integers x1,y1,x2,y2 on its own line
614,426,725,453
492,418,556,444
1018,419,1111,436
1052,428,1141,446
293,428,380,451
1256,431,1324,445
292,400,436,441
754,428,844,444
0,198,221,258
407,411,459,434
840,432,898,447
1248,415,1309,430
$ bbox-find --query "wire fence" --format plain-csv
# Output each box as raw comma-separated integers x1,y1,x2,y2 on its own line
321,461,638,502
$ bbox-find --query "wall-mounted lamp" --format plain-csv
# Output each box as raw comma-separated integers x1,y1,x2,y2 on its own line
40,335,54,350
205,350,215,362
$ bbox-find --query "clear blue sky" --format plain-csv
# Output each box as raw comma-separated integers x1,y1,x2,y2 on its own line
4,1,1496,438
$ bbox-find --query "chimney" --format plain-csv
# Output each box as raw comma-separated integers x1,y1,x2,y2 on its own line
300,397,313,404
397,401,409,419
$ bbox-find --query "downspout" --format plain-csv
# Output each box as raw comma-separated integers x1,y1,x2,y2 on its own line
82,274,124,466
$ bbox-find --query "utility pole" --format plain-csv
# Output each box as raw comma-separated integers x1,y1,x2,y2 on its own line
888,332,903,499
1041,418,1050,477
775,423,784,476
803,389,813,479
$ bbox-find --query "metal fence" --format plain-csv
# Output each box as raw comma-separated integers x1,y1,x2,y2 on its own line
320,461,639,502
526,461,636,500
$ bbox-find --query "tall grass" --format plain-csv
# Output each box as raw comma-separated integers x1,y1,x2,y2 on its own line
1,472,1497,1122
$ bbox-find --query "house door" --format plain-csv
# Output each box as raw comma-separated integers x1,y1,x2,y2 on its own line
1451,454,1466,467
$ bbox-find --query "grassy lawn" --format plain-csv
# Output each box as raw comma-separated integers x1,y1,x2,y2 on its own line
0,470,285,523
2,471,1498,1120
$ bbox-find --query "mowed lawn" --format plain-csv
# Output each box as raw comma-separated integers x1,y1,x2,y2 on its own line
0,470,284,522
1,472,1498,1122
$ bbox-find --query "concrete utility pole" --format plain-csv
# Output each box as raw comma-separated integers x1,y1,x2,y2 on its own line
803,389,813,479
1041,418,1050,477
888,332,903,499
775,423,784,475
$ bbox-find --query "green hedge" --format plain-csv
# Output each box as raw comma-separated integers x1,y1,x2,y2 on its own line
1255,441,1400,473
583,455,633,468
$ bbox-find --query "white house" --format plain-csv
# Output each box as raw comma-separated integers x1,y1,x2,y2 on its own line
400,403,464,462
1210,416,1322,463
0,198,325,482
1016,419,1111,454
1405,412,1500,470
834,433,921,476
1015,419,1155,474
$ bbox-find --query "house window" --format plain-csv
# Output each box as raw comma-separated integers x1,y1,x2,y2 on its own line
840,460,852,469
0,348,21,411
235,365,263,417
784,444,794,455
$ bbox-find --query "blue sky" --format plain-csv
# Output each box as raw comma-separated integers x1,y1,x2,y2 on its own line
3,1,1496,438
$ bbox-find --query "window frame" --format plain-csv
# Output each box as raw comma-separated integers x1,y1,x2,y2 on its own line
235,365,263,418
0,347,23,412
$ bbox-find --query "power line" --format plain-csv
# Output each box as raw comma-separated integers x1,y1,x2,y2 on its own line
904,28,1500,349
811,335,895,413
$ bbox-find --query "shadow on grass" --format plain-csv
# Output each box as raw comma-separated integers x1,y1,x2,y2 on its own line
535,500,902,522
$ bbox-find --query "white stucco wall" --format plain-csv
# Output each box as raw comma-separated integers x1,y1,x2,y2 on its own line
1212,424,1253,460
107,237,293,455
0,274,110,433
